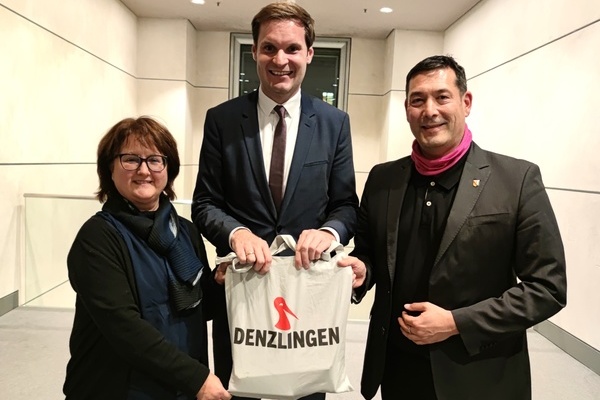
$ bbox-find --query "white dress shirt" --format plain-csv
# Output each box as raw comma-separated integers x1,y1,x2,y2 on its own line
228,87,339,246
257,87,301,194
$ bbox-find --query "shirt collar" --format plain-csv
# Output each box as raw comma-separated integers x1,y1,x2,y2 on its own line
257,87,302,120
412,152,468,191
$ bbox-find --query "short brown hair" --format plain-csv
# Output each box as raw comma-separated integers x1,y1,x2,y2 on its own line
95,116,180,202
251,2,315,48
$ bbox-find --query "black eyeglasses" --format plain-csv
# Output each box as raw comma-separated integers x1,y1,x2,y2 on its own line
117,153,167,172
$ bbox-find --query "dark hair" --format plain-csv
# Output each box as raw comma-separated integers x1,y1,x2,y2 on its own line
251,2,315,48
95,116,180,202
405,55,468,95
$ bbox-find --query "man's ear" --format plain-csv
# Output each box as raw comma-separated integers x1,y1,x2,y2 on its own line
306,47,314,64
463,91,473,117
252,44,257,61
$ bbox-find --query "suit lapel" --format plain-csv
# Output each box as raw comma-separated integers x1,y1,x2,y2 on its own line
434,144,491,267
386,159,412,284
241,92,277,217
282,94,315,212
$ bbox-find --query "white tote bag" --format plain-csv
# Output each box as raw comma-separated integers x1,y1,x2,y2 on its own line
218,235,354,399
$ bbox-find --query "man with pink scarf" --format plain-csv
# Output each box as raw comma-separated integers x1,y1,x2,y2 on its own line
339,55,567,400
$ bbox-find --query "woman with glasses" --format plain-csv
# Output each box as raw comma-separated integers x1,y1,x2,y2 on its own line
63,116,231,400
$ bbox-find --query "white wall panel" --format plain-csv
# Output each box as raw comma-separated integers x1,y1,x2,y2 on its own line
548,189,600,351
1,0,137,72
348,38,385,95
390,30,443,93
137,18,189,80
381,91,413,162
0,7,136,164
1,165,98,300
444,0,600,352
0,0,137,301
464,22,600,190
195,31,230,88
347,94,384,173
3,0,598,350
445,0,600,79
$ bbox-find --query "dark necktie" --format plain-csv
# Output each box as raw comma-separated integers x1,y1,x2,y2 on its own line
269,105,287,212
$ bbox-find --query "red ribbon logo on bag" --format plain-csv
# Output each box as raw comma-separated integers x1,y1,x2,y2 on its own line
232,296,340,348
273,296,298,331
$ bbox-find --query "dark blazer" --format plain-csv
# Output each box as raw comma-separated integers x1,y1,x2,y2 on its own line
353,143,567,400
192,90,358,255
191,90,359,386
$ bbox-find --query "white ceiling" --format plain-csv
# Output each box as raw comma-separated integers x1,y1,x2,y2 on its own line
120,0,482,40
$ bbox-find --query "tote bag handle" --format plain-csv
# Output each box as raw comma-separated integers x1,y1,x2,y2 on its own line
217,234,345,272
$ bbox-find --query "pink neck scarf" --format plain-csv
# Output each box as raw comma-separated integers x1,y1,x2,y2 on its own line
411,125,472,176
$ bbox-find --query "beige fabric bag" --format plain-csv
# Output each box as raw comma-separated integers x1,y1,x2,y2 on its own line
217,235,354,399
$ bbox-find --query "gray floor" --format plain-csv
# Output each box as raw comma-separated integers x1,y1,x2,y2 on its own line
1,306,600,399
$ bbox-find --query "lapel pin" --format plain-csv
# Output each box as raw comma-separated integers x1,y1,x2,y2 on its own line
472,179,480,187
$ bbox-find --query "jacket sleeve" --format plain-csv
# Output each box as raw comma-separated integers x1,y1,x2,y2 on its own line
68,216,210,396
321,112,359,245
349,163,383,303
191,107,244,255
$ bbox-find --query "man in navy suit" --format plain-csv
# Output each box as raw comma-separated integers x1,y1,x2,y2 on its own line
339,55,567,399
191,2,358,399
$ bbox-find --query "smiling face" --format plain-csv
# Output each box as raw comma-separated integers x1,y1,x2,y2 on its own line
252,19,314,104
405,68,472,159
111,137,167,211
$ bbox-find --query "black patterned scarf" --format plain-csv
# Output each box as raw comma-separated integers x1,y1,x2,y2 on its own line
103,194,204,312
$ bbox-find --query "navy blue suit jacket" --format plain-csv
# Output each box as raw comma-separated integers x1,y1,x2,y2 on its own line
192,90,358,256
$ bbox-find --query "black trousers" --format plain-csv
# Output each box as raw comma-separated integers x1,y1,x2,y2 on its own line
381,349,437,400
